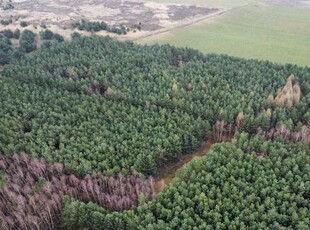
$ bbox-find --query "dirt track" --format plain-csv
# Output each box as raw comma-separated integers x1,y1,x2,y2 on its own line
154,140,213,192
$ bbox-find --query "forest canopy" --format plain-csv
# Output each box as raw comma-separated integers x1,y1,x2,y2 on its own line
0,36,309,176
61,135,310,229
0,35,309,229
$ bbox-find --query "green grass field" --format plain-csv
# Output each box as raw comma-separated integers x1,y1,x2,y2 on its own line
137,1,310,66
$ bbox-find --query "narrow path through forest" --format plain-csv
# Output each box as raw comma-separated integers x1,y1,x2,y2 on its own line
154,140,214,192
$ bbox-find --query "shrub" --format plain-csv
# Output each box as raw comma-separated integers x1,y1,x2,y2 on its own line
2,29,14,39
13,29,20,39
53,33,64,42
0,19,12,26
40,29,54,40
2,3,14,10
19,29,36,53
71,32,81,40
20,21,29,27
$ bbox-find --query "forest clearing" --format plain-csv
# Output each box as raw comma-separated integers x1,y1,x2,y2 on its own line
154,140,214,187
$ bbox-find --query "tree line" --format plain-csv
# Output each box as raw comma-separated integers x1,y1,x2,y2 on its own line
60,135,310,229
72,20,128,35
0,34,309,229
1,35,309,176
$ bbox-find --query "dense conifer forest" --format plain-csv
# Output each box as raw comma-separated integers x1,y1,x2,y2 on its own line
0,35,309,229
61,136,309,229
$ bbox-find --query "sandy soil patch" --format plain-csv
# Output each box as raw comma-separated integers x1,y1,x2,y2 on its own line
144,1,169,11
78,5,121,18
0,0,220,40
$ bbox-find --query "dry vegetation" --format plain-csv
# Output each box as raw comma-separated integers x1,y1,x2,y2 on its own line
0,153,156,229
267,74,302,109
0,0,220,40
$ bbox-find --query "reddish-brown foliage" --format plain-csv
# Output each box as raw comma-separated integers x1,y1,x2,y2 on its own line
257,125,310,145
0,153,155,230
